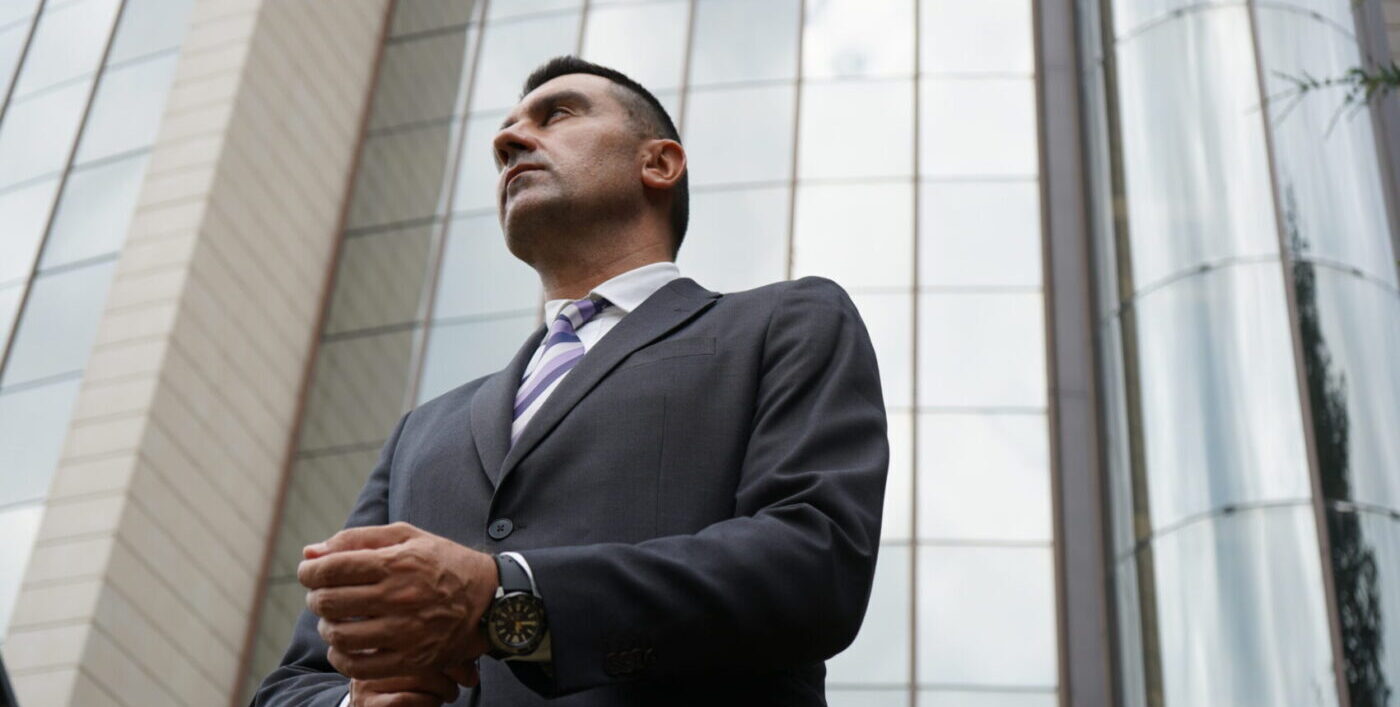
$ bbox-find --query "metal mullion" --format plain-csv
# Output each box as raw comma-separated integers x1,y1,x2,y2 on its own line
0,0,127,387
0,0,44,123
908,0,920,703
784,2,804,282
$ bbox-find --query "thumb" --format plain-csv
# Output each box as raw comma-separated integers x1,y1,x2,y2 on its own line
305,522,418,558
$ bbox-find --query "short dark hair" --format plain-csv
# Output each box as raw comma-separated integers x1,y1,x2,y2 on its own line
522,56,689,257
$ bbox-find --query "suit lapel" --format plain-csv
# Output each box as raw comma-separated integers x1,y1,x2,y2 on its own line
495,278,719,489
470,323,546,487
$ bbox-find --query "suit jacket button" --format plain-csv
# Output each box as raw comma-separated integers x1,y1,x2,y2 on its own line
488,518,513,540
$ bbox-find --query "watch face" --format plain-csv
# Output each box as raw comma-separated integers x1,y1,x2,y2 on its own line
490,593,545,652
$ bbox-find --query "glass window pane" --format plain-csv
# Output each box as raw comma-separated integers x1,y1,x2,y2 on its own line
390,0,476,37
0,379,81,506
0,282,22,346
1114,9,1278,290
1305,270,1400,511
433,214,540,321
917,292,1047,408
1257,9,1396,286
417,314,538,405
74,52,180,164
0,504,44,637
919,180,1041,288
0,0,41,27
850,293,912,409
1,261,117,387
0,20,31,101
299,329,417,452
682,84,795,187
106,0,194,64
1110,0,1231,37
917,413,1051,542
346,121,455,229
0,177,62,284
799,80,913,180
580,1,687,92
469,11,581,113
369,27,474,131
1144,505,1338,706
39,153,149,269
487,0,581,21
882,411,912,541
689,0,799,86
451,112,506,214
802,0,914,79
793,182,913,289
920,78,1037,178
917,545,1057,686
919,0,1034,74
827,545,910,685
0,79,94,189
830,691,908,707
10,0,119,98
1134,263,1311,530
1330,509,1400,702
678,186,788,294
919,691,1057,707
323,225,434,336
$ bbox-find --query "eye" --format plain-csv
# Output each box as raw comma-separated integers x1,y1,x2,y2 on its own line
544,107,569,124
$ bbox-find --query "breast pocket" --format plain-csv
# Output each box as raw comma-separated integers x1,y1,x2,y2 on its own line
617,336,716,370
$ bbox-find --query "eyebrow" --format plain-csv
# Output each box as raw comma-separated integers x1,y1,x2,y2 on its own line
499,89,595,132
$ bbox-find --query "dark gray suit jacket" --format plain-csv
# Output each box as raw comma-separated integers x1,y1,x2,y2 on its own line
253,276,889,706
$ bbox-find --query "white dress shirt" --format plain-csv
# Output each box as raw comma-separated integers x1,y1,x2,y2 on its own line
337,262,682,705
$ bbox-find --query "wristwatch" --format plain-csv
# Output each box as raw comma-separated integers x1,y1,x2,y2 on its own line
483,553,547,659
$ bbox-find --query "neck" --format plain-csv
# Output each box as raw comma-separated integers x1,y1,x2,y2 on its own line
537,242,672,300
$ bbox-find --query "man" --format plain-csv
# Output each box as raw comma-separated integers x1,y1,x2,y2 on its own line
253,56,888,706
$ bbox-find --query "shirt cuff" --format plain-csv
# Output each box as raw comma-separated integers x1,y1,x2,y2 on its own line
338,690,351,707
497,552,552,663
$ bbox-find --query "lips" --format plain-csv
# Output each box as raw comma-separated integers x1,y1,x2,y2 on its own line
503,164,544,192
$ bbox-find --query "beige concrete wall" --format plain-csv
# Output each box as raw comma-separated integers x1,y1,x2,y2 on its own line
0,0,390,704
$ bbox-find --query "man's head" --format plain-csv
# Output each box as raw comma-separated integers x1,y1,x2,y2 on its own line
494,56,688,263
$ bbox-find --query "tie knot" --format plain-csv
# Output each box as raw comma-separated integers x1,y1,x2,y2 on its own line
553,296,610,334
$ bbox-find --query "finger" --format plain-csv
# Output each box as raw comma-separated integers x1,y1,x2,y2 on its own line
298,549,390,589
444,661,480,687
307,522,419,557
329,645,418,680
307,584,391,620
357,673,460,703
366,693,440,707
319,616,408,653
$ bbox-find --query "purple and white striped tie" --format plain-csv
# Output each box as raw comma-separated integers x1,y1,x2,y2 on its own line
511,296,610,444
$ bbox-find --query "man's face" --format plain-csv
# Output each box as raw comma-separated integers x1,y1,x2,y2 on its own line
492,73,645,244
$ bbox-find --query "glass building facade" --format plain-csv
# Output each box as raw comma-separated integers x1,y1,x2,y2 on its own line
0,0,192,640
0,0,1397,705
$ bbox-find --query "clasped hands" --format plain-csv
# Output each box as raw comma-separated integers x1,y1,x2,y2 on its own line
298,522,499,707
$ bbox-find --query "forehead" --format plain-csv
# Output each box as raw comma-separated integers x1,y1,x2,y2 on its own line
511,73,623,118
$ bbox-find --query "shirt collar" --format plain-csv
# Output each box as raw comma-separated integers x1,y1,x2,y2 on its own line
542,261,682,322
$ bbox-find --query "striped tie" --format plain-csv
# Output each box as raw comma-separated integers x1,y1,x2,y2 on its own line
511,296,610,444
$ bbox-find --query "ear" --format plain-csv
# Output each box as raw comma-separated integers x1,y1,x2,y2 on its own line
639,138,686,191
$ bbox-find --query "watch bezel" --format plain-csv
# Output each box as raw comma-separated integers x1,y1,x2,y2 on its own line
485,590,547,657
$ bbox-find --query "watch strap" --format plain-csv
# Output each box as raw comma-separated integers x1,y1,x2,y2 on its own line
494,553,534,595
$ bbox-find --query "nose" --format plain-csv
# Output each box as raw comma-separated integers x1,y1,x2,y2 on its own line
492,123,537,170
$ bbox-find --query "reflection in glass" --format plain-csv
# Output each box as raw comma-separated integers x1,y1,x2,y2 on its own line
1141,505,1338,706
1,262,116,387
451,112,507,214
849,293,912,408
1110,0,1231,37
106,0,194,64
1295,265,1400,512
917,292,1047,408
298,329,417,452
1257,9,1396,287
802,0,914,79
1327,509,1400,703
0,504,44,637
345,121,455,229
918,545,1056,686
322,225,434,336
40,154,150,269
1114,8,1278,290
0,178,62,284
920,77,1037,178
416,314,538,405
917,413,1050,542
689,0,799,86
678,186,788,294
74,52,180,164
799,80,913,180
368,27,473,130
1099,320,1137,558
9,0,119,98
919,180,1040,287
433,214,540,321
469,11,580,113
0,379,81,506
826,544,910,685
919,0,1033,74
581,1,688,91
682,84,795,187
1133,263,1310,530
0,79,94,188
793,182,913,289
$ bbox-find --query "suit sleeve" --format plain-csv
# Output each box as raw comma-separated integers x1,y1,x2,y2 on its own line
250,412,410,707
517,276,890,695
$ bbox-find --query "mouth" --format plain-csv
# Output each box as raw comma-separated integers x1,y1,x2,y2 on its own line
502,164,544,195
